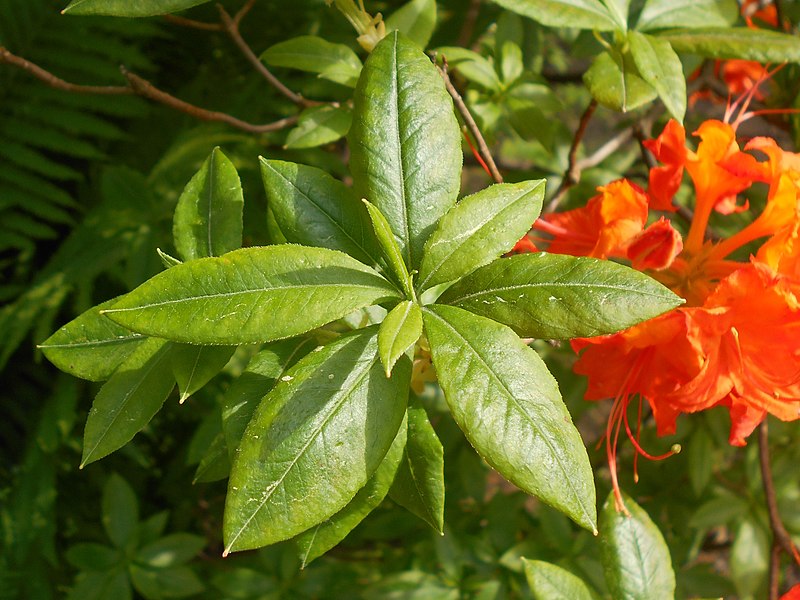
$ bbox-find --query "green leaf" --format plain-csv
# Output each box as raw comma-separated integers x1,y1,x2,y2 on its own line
285,106,352,150
417,180,545,292
730,519,769,600
435,47,502,91
102,473,139,550
635,0,737,32
386,0,438,49
349,31,462,271
388,398,445,533
156,248,182,269
129,565,205,599
687,427,714,496
422,305,596,531
39,298,146,382
688,492,749,529
261,36,362,88
440,253,682,339
600,0,630,30
193,432,230,483
295,417,407,567
584,49,657,113
221,338,316,459
260,159,375,265
67,569,131,600
628,31,685,121
66,544,122,572
489,0,620,31
223,328,410,553
62,0,211,16
82,339,176,467
599,492,676,600
657,27,800,63
136,534,206,568
523,559,595,600
171,344,235,403
363,199,414,297
173,147,243,262
378,300,423,377
499,41,524,84
102,246,400,345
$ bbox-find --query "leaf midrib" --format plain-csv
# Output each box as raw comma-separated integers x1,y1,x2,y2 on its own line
449,280,670,304
39,335,145,349
390,33,412,267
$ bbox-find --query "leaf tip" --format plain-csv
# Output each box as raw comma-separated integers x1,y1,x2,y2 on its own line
222,547,231,558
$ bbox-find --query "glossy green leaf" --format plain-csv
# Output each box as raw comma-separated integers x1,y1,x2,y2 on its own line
440,253,682,339
285,106,352,150
523,559,595,600
386,0,437,49
173,147,243,261
584,49,656,113
261,36,362,88
423,305,596,531
156,248,182,269
363,200,414,297
349,31,462,271
39,298,145,382
136,534,206,568
378,300,422,377
62,0,211,16
67,569,131,600
417,180,545,292
635,0,737,31
102,473,138,550
389,399,445,533
221,338,316,459
129,565,205,599
657,27,800,63
223,328,410,553
295,417,407,567
171,344,235,403
599,492,676,600
490,0,620,31
628,31,685,121
82,339,176,467
730,519,769,600
435,47,502,91
102,246,400,344
193,432,230,483
260,160,375,265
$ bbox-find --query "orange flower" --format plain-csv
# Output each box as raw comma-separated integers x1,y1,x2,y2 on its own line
643,118,685,211
627,217,683,271
781,583,800,600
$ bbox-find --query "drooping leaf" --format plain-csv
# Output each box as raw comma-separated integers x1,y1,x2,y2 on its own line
435,47,502,91
422,305,596,531
260,160,374,265
378,300,423,377
439,253,682,339
102,246,400,344
388,398,445,533
261,36,362,88
135,534,206,568
657,27,800,63
385,0,438,49
81,338,176,467
295,416,407,567
62,0,211,16
349,31,462,271
490,0,620,31
523,559,595,600
584,49,657,113
416,180,545,292
173,147,243,262
285,106,352,150
223,328,410,553
39,298,145,382
363,200,414,297
221,338,316,459
193,432,230,483
628,31,685,121
171,344,235,403
635,0,737,31
599,492,676,600
102,473,139,549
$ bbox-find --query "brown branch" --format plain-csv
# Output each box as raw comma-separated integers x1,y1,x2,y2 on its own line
545,99,597,213
769,544,781,600
0,47,297,135
436,61,502,184
163,14,223,31
216,4,321,108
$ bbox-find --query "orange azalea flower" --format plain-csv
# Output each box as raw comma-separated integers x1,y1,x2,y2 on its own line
781,583,800,600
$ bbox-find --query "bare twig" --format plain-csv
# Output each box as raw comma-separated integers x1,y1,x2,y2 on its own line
457,0,481,48
575,128,633,171
217,4,321,108
163,14,223,31
769,544,781,600
758,420,800,600
0,46,297,134
545,99,597,213
437,61,503,183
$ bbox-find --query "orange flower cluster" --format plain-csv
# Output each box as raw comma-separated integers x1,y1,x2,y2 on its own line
535,114,800,510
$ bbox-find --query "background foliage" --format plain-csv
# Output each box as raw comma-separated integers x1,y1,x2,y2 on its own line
1,0,799,598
